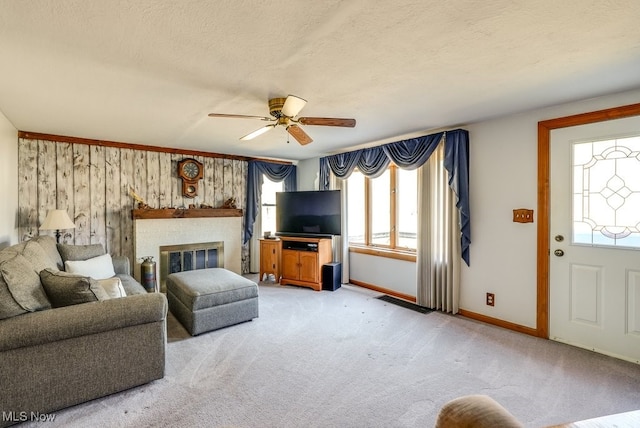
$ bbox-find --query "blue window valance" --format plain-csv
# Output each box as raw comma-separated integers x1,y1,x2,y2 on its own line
244,160,297,244
319,129,470,265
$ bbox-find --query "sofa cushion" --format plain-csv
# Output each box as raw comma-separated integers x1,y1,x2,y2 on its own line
32,235,65,270
65,253,116,280
57,243,105,262
96,277,127,299
22,239,60,273
0,254,51,312
0,277,28,320
40,269,110,307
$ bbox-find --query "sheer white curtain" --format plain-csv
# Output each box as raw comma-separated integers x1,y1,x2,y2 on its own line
249,209,263,273
325,173,349,284
416,141,461,313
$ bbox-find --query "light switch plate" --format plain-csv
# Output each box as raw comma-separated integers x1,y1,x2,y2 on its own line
513,209,534,223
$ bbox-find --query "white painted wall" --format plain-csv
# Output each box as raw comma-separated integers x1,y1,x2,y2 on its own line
463,88,640,328
297,89,640,329
349,252,416,296
296,158,319,191
0,110,18,248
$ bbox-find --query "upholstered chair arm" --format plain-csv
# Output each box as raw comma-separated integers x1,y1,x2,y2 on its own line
111,255,131,275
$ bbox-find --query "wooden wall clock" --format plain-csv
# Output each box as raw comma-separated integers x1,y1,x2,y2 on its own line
177,158,204,198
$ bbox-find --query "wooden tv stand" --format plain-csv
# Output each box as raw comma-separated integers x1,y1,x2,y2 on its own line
279,236,332,291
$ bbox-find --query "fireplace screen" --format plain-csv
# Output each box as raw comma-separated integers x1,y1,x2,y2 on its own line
159,242,224,290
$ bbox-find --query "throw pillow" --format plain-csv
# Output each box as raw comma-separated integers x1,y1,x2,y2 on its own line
0,247,21,264
21,239,60,273
96,277,127,299
32,235,65,270
64,253,116,280
0,254,51,312
57,243,105,262
40,269,110,307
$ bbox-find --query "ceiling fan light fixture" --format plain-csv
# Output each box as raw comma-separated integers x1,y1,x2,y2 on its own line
208,94,355,145
281,95,307,117
240,124,275,141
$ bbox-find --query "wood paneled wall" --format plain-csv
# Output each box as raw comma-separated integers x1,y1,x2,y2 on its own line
18,137,250,272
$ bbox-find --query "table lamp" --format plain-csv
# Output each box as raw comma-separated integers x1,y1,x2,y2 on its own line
40,210,76,243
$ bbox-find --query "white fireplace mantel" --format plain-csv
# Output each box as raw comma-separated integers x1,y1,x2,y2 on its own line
133,216,242,288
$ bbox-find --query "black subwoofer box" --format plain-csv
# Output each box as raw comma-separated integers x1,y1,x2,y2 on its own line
322,262,342,291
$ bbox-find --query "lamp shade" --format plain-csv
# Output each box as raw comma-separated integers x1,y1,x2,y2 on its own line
40,210,76,231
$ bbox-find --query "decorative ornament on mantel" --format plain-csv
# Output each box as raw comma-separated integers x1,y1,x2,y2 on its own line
129,187,150,209
222,197,237,209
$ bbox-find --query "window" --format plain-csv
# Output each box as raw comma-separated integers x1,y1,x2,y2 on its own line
261,177,282,235
347,165,417,254
347,171,365,244
396,168,418,249
370,169,391,245
572,134,640,248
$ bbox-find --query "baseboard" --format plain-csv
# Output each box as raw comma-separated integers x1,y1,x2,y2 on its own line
457,309,541,337
349,279,543,338
348,279,416,302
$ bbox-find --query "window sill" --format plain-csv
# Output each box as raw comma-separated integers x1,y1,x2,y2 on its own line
349,245,416,262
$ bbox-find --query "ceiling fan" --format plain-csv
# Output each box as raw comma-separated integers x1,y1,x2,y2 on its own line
208,95,356,145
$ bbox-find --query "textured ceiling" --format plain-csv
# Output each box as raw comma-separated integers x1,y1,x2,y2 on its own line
1,0,639,161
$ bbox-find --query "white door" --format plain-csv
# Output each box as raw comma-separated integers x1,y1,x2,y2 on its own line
550,115,640,364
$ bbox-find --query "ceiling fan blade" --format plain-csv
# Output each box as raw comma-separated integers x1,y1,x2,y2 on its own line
286,124,313,145
281,95,307,117
298,117,356,127
209,113,273,121
240,124,276,141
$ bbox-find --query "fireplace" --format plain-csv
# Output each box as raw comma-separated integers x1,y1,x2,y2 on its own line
133,215,243,292
159,241,224,291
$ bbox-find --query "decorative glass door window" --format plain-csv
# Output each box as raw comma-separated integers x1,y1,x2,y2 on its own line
572,135,640,248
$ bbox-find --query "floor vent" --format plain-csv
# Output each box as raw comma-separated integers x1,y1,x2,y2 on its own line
376,295,433,314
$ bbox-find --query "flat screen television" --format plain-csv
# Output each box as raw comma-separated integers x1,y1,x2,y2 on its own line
276,190,341,237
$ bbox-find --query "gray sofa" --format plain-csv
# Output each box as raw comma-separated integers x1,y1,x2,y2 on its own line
0,235,167,427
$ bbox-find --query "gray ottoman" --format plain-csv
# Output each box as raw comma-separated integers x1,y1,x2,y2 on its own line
166,268,259,336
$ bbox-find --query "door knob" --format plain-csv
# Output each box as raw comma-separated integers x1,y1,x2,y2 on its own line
554,235,564,242
554,249,564,257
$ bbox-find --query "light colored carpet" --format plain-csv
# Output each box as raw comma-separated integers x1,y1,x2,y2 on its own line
24,278,640,427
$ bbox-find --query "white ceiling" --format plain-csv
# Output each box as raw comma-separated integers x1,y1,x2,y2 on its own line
1,1,639,162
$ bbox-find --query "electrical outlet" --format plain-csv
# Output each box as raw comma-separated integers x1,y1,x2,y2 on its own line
486,292,495,306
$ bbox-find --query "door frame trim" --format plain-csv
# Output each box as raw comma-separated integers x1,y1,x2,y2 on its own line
536,102,640,338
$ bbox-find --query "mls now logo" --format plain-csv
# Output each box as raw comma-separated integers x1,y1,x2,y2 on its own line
2,411,56,422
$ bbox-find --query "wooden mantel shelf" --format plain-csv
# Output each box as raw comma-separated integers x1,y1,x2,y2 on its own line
132,208,243,220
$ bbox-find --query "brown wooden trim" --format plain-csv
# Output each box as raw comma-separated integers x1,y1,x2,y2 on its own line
538,102,640,129
536,102,640,339
17,130,293,164
349,279,416,302
132,208,242,219
458,309,540,337
351,281,539,337
349,245,417,262
537,121,551,339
